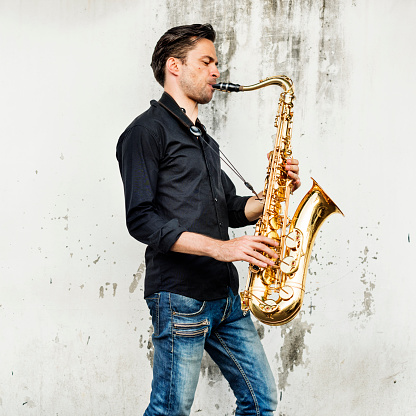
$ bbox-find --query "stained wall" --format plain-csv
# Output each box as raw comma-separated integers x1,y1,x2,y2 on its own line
0,1,415,415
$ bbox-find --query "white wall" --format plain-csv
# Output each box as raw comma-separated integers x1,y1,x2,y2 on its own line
0,1,415,415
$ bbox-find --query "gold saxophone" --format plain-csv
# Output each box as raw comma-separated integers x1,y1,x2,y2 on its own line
213,76,344,326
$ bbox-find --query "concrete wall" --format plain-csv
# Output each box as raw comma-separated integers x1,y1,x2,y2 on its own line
1,0,415,415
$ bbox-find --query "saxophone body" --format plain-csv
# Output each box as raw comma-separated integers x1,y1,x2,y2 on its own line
213,76,343,326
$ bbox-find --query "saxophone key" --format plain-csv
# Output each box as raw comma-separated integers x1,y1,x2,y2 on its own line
269,217,282,230
267,230,279,240
280,255,296,274
261,267,276,285
240,291,250,311
285,229,302,250
279,285,294,301
249,264,261,274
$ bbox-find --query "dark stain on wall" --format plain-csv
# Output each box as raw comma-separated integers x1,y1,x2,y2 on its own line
317,0,344,106
165,0,249,136
163,0,343,140
348,245,376,322
259,0,345,123
147,325,154,367
98,282,118,298
200,352,223,384
277,315,313,390
261,0,311,83
129,262,145,293
254,320,265,340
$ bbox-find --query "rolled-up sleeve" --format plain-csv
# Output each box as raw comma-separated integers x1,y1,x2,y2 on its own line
116,125,187,253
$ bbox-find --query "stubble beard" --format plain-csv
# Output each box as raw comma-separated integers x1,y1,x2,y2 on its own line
180,77,213,105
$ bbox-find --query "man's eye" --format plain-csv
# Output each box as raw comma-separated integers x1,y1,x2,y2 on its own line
203,61,209,65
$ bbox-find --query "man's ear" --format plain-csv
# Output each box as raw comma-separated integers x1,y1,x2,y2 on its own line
166,57,181,77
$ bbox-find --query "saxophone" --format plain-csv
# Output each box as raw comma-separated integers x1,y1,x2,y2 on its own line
213,76,343,326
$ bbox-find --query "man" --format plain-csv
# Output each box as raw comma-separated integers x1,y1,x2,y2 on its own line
117,24,300,416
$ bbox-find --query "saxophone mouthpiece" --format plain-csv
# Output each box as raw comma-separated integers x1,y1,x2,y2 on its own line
212,82,241,92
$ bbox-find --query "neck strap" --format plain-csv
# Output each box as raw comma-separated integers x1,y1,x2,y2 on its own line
158,92,259,199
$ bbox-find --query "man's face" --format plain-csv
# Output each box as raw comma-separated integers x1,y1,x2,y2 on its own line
178,38,220,104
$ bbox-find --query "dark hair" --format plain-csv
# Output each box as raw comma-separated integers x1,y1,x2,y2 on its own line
151,24,216,87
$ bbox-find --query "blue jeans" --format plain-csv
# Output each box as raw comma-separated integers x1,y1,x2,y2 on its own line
144,289,277,416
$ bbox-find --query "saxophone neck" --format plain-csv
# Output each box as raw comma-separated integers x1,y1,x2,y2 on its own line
213,76,295,97
241,76,294,94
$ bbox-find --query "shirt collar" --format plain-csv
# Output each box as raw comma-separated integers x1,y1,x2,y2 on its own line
158,92,204,131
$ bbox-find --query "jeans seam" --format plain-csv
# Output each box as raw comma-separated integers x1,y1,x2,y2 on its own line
171,302,206,316
220,296,230,322
168,293,175,415
213,330,260,416
155,294,160,337
145,295,160,337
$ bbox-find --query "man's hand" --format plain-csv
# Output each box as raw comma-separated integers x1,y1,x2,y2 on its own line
171,232,278,269
266,153,301,192
245,157,301,222
285,158,301,191
214,235,278,268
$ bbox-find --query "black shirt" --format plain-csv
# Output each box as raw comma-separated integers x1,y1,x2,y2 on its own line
116,92,254,301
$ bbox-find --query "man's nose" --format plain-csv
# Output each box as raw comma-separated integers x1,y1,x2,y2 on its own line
212,65,220,78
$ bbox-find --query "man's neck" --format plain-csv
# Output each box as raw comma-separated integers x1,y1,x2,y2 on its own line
164,87,199,123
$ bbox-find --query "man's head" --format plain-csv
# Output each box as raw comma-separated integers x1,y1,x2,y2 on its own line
151,24,216,87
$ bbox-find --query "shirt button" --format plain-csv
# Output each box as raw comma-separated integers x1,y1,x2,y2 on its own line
214,198,218,202
219,222,223,227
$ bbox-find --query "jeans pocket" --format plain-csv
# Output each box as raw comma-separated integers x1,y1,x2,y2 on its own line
173,319,209,337
170,293,209,338
169,293,206,316
145,294,160,337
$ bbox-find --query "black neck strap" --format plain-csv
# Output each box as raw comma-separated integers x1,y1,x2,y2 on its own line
158,92,195,130
158,92,259,198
